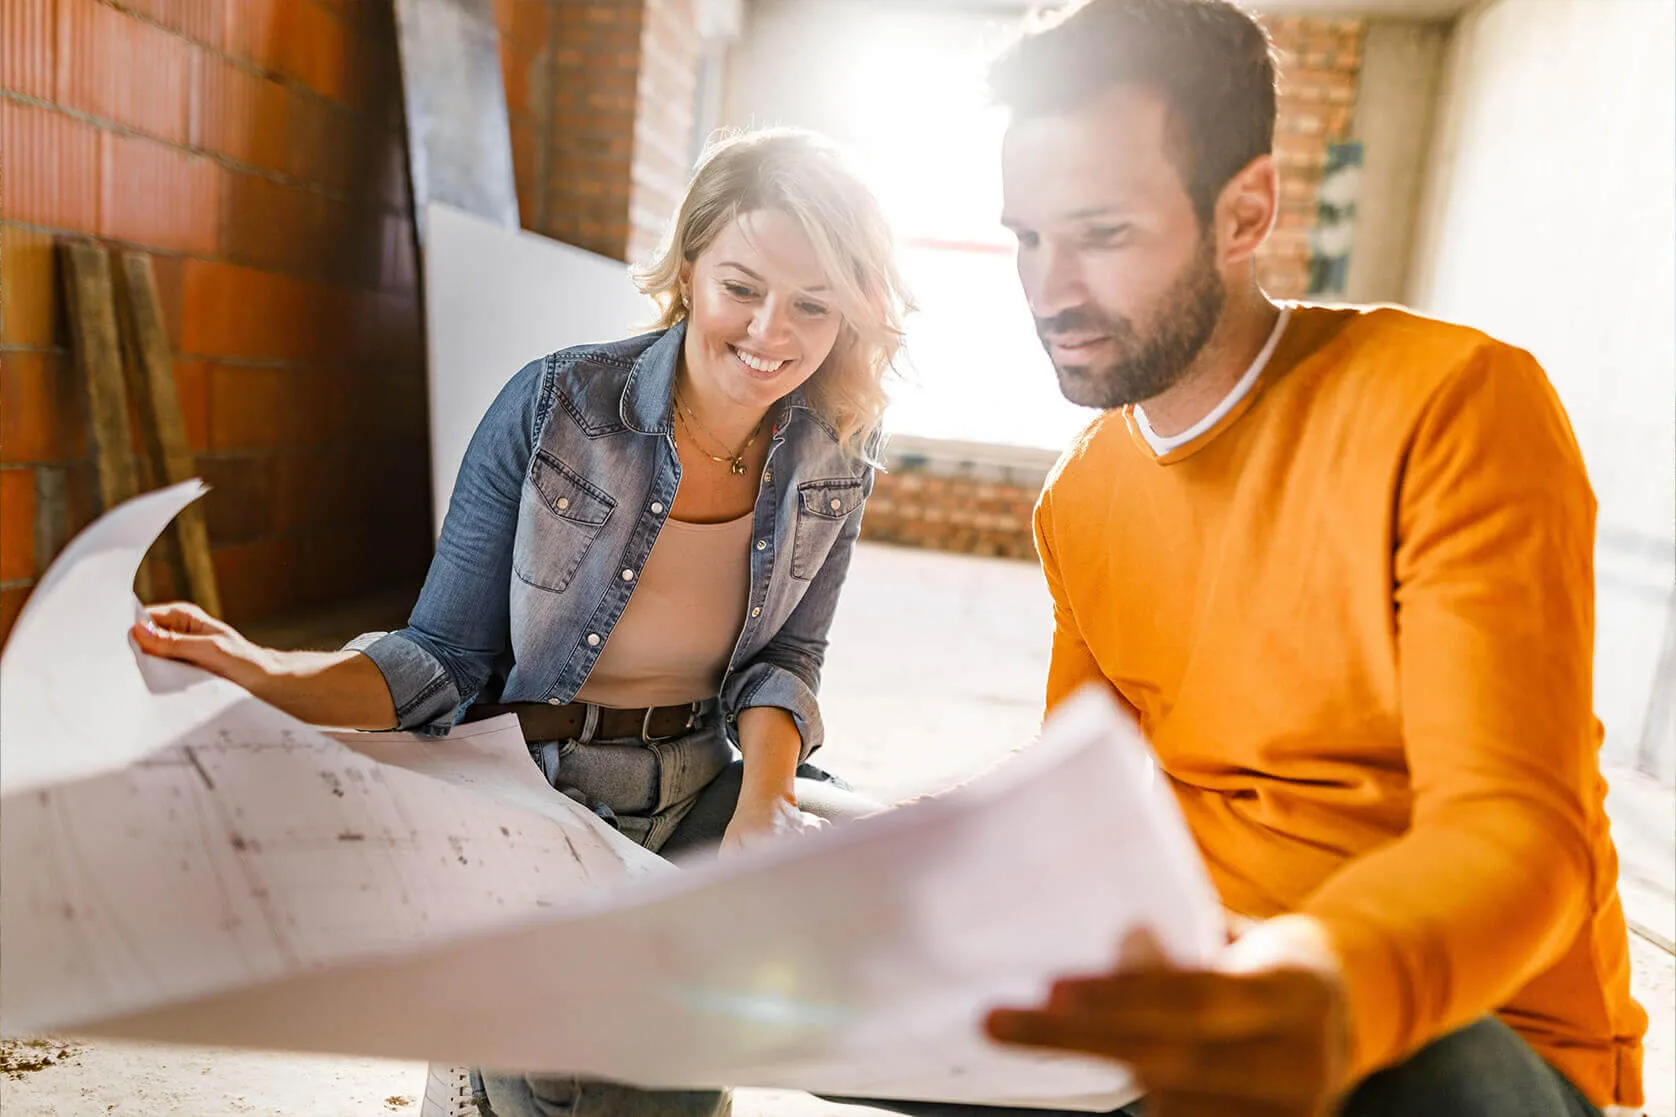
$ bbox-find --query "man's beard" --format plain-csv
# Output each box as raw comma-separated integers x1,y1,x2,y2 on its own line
1037,238,1226,410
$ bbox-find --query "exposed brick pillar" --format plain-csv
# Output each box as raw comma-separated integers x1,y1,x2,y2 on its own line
1258,17,1365,299
628,0,704,262
547,2,644,258
496,0,723,263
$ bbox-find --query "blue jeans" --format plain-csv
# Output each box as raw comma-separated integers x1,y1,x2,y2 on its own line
830,1017,1603,1117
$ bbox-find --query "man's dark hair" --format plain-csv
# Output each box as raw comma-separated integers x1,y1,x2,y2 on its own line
989,0,1278,225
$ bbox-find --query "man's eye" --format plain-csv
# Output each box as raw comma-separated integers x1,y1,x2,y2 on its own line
1085,225,1132,247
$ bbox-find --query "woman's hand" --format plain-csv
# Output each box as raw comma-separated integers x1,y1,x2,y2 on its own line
725,706,825,855
130,602,399,730
720,793,828,856
131,602,279,693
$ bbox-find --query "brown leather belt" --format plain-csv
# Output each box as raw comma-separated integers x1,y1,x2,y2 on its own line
460,700,703,743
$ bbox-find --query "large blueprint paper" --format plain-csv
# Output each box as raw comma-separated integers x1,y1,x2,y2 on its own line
0,481,248,794
0,484,1224,1109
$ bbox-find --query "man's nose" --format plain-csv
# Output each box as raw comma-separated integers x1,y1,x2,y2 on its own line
1025,244,1086,322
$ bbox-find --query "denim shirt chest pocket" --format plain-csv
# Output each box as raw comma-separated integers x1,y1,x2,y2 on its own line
513,448,616,594
791,477,864,580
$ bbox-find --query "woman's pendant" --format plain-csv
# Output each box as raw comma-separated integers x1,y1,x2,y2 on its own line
729,457,746,476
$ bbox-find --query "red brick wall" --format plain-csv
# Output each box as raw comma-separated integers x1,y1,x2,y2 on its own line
862,471,1042,561
627,0,701,262
494,0,700,262
1,0,432,642
1260,17,1364,298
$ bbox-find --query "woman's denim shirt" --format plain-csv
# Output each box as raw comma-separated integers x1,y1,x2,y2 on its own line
355,322,874,758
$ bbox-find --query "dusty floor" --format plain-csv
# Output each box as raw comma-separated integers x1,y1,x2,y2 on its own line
4,544,1671,1116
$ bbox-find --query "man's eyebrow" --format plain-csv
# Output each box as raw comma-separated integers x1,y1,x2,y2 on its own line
1001,206,1133,230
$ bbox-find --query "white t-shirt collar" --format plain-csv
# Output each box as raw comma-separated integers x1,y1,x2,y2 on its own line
1135,305,1292,455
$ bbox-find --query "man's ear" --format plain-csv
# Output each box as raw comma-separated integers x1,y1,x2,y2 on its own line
1214,153,1279,268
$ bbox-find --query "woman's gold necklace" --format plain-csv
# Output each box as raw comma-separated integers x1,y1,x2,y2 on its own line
674,391,762,476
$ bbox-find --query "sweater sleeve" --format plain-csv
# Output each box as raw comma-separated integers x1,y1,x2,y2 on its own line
1035,483,1129,718
1300,343,1602,1080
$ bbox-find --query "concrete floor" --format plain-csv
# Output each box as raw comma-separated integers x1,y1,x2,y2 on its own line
3,543,1671,1115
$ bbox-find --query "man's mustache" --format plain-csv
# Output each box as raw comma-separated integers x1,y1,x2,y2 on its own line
1035,306,1125,341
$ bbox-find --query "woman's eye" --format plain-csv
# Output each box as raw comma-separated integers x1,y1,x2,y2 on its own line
724,283,756,298
797,301,829,317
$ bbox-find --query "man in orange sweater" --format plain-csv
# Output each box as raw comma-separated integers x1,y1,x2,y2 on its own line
969,1,1647,1114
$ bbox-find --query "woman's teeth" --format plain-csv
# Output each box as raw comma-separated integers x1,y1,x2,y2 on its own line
732,346,787,373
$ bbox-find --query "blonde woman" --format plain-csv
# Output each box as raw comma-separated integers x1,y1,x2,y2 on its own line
133,128,911,1117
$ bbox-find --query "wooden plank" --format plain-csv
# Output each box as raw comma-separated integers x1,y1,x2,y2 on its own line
61,241,151,599
61,242,137,510
117,251,222,617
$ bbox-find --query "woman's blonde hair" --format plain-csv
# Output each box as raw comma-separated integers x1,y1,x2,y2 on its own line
634,128,913,457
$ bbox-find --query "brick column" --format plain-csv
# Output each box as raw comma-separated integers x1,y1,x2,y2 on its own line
1259,17,1365,299
496,0,728,262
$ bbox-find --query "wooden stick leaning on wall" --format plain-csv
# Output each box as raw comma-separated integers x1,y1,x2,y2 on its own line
115,251,222,617
61,241,152,600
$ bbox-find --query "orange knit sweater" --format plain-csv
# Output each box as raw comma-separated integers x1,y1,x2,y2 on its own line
1034,304,1646,1107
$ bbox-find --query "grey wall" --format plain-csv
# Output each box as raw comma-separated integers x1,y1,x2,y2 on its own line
1344,19,1450,304
1406,0,1675,779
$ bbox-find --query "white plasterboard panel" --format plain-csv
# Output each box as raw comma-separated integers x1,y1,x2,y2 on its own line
422,201,658,535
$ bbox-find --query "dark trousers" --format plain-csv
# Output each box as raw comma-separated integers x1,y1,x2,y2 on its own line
831,1017,1604,1117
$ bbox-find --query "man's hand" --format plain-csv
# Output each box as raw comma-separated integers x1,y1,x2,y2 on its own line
986,916,1351,1117
720,793,827,856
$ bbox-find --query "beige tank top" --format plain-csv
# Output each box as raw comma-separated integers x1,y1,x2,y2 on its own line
573,511,754,709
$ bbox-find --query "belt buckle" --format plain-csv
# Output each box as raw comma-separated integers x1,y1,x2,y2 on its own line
641,701,699,744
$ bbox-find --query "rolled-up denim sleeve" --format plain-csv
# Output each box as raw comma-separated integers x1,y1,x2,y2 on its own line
722,466,873,761
348,358,547,735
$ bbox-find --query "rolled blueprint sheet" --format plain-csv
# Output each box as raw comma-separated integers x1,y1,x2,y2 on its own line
0,482,1223,1110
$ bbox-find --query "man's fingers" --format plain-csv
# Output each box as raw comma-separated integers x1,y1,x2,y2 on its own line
1038,970,1331,1040
987,1010,1325,1106
1114,926,1169,970
1146,1091,1306,1117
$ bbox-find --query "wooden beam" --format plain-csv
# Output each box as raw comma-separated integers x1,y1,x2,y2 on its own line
61,241,152,599
61,242,137,510
116,252,222,617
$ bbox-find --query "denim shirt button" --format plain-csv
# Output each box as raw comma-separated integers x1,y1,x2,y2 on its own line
750,607,761,617
621,568,636,581
755,539,767,551
547,697,562,705
586,633,601,646
763,470,772,483
650,502,664,514
556,497,570,511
